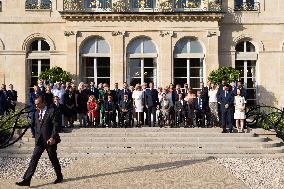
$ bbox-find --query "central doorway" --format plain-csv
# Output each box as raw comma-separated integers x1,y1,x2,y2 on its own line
127,37,158,87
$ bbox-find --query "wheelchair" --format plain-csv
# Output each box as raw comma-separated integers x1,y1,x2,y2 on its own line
118,110,133,128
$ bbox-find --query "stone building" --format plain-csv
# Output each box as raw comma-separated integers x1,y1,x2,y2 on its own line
0,0,283,107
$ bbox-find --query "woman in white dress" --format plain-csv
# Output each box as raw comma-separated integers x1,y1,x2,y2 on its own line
208,84,219,127
234,88,246,133
132,84,144,127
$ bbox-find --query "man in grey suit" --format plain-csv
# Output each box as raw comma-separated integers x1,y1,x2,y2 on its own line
16,96,63,187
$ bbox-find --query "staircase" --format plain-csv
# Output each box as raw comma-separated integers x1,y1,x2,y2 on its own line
1,127,284,158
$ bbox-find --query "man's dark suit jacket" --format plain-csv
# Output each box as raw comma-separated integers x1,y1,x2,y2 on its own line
120,100,132,110
118,89,132,105
174,100,186,112
144,88,159,108
193,97,208,112
219,91,234,112
35,107,61,147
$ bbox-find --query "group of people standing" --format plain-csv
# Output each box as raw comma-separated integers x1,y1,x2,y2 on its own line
25,78,247,134
0,84,17,116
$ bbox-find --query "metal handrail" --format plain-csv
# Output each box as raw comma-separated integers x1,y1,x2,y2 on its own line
0,107,32,149
246,105,284,140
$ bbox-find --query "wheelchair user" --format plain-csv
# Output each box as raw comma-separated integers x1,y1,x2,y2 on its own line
119,94,133,128
104,95,117,128
174,93,186,127
158,93,171,127
193,91,208,128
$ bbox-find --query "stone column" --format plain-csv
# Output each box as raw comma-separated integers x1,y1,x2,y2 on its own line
65,30,78,82
205,31,220,82
111,31,125,88
158,30,174,87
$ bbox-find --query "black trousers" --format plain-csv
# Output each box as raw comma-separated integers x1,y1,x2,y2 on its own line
195,110,206,128
105,112,116,127
23,144,62,181
147,106,156,126
221,108,233,131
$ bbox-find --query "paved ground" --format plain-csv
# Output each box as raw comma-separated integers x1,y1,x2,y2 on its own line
0,156,248,189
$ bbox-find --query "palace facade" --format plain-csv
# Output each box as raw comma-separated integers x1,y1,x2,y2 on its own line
0,0,283,107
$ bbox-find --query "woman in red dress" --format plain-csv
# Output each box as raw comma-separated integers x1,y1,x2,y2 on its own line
87,95,99,127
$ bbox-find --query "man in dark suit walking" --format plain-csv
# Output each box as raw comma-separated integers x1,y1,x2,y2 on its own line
16,96,63,187
219,85,234,133
145,82,159,127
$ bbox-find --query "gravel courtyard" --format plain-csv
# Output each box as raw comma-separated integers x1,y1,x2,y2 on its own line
1,155,283,189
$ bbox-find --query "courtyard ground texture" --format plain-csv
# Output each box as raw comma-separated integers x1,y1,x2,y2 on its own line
0,155,284,189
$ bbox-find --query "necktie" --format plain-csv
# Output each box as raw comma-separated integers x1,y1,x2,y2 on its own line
39,111,43,122
225,91,227,97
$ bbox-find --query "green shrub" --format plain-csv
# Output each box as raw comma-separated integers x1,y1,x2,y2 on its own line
39,66,72,84
208,67,240,85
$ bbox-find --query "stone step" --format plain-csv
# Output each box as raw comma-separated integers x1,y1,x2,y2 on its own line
21,136,269,143
22,132,256,138
14,140,283,148
2,146,284,156
21,127,249,135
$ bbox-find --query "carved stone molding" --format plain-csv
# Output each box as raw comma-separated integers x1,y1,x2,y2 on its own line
64,31,76,37
207,30,220,37
159,31,174,37
112,31,125,36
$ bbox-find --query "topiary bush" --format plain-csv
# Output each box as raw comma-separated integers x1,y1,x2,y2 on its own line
39,66,72,85
208,67,240,85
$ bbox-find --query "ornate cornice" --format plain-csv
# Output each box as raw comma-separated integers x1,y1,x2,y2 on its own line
59,12,224,22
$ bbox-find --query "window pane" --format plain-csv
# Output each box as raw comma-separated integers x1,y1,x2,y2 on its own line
130,78,141,87
97,78,110,85
247,89,256,100
85,78,95,84
246,41,255,52
41,40,50,51
144,58,154,67
174,58,187,68
190,58,202,67
174,39,188,54
41,59,50,72
143,39,157,53
190,78,202,89
235,41,245,52
31,77,38,88
31,60,38,76
30,40,39,51
97,39,110,54
127,39,142,54
144,68,154,78
129,58,141,78
190,68,202,77
174,68,187,77
144,78,154,86
190,40,203,54
174,78,187,86
247,79,256,88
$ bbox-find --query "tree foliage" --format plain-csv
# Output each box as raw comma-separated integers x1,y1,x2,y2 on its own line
39,66,72,84
208,67,240,85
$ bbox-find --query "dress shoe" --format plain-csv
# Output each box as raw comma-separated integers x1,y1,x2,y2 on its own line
221,130,228,133
15,180,30,187
53,176,63,184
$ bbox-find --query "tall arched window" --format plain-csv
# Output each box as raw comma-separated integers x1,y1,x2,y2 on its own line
127,37,157,87
173,38,204,90
80,37,110,85
235,40,258,105
27,39,50,91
